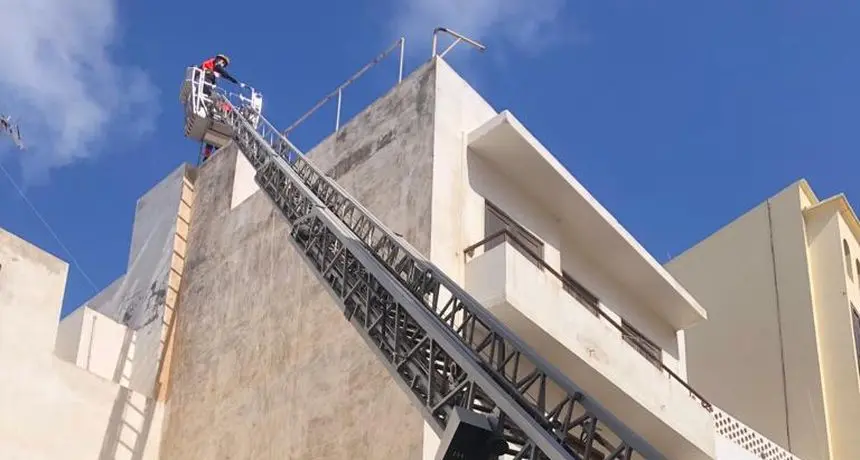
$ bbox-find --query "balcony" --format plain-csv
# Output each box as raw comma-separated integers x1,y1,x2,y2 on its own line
464,229,716,460
467,111,707,330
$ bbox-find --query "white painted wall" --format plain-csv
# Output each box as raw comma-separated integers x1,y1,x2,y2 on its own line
464,148,684,374
0,227,164,460
56,306,132,385
561,239,683,372
425,56,499,459
466,153,563,270
466,242,714,459
715,435,775,460
54,303,85,363
428,55,713,459
231,149,258,210
429,57,498,284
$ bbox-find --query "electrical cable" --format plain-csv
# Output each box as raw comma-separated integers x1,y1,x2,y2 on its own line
0,159,99,294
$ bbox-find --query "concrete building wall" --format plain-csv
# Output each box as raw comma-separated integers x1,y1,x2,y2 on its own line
666,181,843,460
55,300,86,363
464,142,685,375
769,185,827,460
57,165,193,398
432,55,685,375
804,208,860,460
667,189,793,452
561,234,682,370
715,437,765,460
425,57,712,458
0,227,164,460
429,58,499,284
160,56,723,460
423,59,502,458
56,306,129,383
159,60,438,460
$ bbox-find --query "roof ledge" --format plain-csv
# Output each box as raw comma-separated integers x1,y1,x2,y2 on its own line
803,193,860,244
467,111,708,330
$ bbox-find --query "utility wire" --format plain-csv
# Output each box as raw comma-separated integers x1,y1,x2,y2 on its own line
0,159,99,294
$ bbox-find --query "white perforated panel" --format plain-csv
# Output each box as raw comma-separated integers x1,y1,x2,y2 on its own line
713,408,801,460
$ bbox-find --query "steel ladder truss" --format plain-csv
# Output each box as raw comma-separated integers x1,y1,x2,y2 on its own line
205,92,663,460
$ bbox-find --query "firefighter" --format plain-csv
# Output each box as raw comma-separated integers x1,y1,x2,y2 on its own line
198,53,244,163
199,53,243,95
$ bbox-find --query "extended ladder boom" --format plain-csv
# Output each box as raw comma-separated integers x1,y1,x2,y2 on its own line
186,72,663,459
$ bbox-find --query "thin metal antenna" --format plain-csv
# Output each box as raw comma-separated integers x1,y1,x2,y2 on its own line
0,113,25,150
431,27,487,59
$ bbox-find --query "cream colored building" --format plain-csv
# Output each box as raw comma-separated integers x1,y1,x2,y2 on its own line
0,52,803,460
0,226,164,460
667,179,860,460
164,55,790,460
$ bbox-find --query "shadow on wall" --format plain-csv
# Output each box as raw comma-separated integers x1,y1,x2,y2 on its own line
97,329,157,460
98,385,158,460
97,282,177,460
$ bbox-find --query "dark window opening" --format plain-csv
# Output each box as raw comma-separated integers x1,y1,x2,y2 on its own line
484,200,544,267
845,240,853,281
852,306,860,380
855,260,860,285
621,320,662,368
562,271,599,315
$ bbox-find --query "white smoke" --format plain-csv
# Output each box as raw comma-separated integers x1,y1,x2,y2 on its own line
0,0,159,183
390,0,569,58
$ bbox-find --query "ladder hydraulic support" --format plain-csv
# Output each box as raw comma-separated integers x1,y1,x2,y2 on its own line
207,91,664,460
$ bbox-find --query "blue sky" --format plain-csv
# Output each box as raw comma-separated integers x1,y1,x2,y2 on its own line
1,0,858,318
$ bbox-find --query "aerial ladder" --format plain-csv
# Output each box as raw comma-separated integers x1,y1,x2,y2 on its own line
180,64,665,460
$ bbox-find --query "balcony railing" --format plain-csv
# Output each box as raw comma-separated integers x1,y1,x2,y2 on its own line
464,227,713,412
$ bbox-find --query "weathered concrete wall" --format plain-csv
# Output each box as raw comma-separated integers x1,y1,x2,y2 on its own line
0,227,164,460
101,165,188,329
159,60,436,459
58,164,191,397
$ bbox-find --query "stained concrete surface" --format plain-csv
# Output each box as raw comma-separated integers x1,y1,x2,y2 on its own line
98,164,189,330
60,164,191,397
159,60,437,459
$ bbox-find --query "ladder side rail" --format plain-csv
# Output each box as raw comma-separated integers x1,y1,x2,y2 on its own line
215,94,660,460
232,102,663,458
262,176,572,460
220,103,580,460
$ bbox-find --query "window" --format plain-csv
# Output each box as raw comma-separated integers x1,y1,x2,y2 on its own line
852,306,860,380
621,320,662,368
562,271,599,315
484,201,544,266
845,240,854,281
855,260,859,285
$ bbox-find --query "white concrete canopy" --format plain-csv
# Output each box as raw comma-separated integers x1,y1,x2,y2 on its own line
467,110,707,330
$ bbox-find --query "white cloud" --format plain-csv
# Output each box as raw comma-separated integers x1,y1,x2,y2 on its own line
0,0,158,183
390,0,570,58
